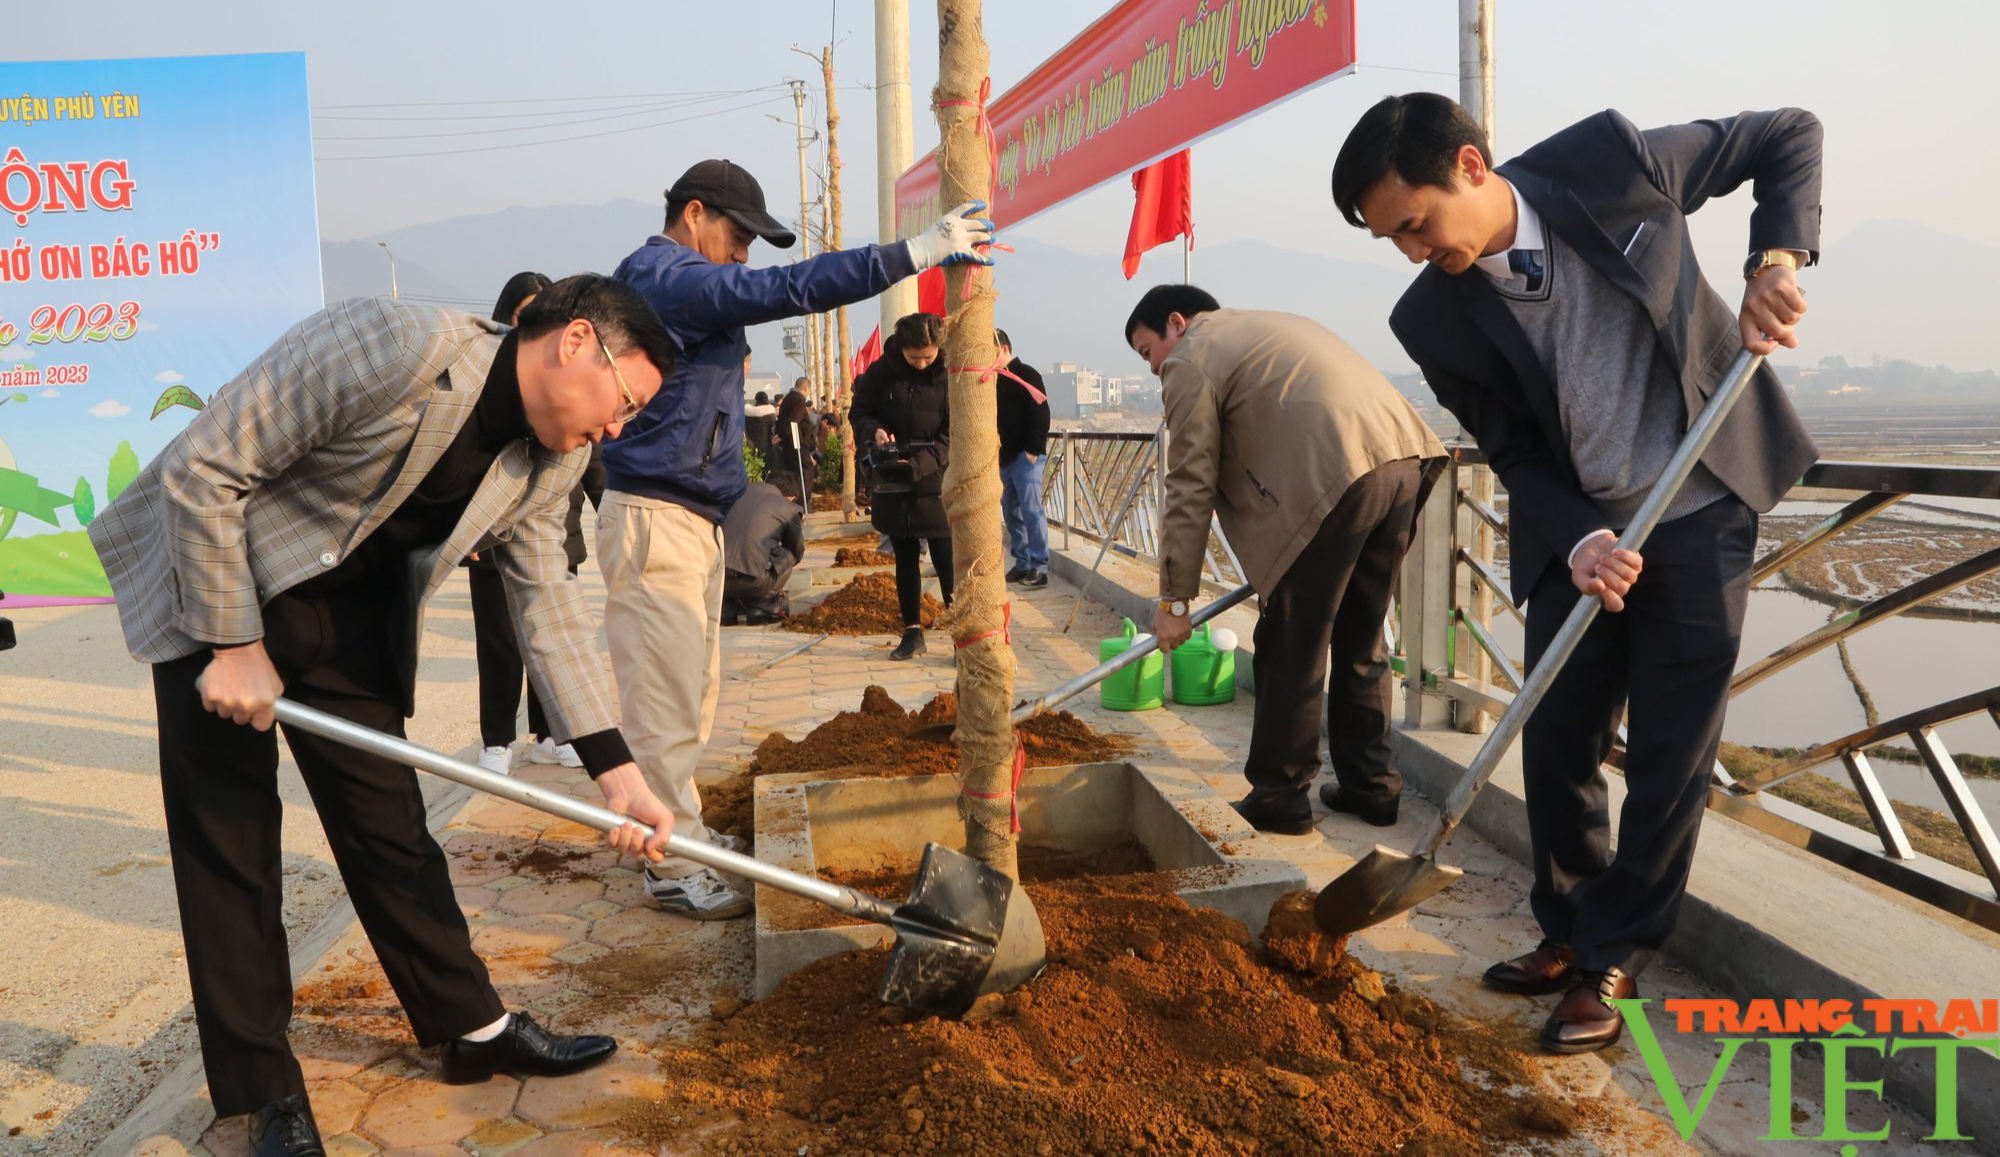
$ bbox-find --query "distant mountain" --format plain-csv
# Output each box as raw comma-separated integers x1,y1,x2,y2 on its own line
322,199,662,310
319,206,1998,387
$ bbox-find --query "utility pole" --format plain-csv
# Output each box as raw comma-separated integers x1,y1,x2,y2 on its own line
785,79,822,401
823,47,854,419
1459,0,1496,148
874,0,916,333
823,44,860,511
1457,0,1496,735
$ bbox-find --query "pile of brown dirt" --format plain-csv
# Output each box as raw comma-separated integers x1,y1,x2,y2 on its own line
782,572,944,635
833,546,897,567
618,879,1590,1156
810,491,848,513
749,686,1128,780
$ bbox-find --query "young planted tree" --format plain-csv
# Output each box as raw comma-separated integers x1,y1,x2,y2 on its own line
934,0,1019,878
823,44,861,517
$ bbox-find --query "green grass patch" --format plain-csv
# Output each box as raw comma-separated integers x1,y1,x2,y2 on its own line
0,530,113,598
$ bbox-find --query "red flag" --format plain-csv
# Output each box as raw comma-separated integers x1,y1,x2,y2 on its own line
850,324,883,380
915,267,947,317
1122,149,1192,280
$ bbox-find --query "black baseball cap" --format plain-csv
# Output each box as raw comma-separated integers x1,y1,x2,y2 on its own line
666,159,796,249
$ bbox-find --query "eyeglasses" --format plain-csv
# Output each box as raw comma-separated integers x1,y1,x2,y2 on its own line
597,336,645,423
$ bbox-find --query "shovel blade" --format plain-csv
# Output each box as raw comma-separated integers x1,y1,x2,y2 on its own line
1312,846,1464,939
878,843,1047,1017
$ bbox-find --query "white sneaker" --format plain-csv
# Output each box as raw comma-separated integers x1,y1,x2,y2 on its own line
707,831,748,855
643,865,753,920
477,745,513,775
525,737,583,768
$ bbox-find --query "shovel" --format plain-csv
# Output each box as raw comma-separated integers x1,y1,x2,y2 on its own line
734,633,829,681
908,583,1254,743
1314,348,1767,939
270,698,1044,1017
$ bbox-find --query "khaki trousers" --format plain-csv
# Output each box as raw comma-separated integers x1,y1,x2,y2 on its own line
597,491,723,874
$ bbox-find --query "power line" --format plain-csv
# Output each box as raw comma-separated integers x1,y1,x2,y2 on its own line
311,92,784,123
311,83,868,112
316,94,750,141
316,94,792,161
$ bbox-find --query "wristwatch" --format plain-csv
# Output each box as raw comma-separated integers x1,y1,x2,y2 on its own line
1160,598,1189,617
1743,249,1801,281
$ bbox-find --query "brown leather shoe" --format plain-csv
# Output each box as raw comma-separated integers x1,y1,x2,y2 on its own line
1540,968,1638,1054
1481,940,1575,995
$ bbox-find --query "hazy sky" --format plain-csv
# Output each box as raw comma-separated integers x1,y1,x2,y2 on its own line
8,1,1991,300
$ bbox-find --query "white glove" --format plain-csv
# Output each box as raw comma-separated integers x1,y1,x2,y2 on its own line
905,201,995,272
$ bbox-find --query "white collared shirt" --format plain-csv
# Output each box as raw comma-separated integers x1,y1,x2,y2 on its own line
1474,178,1545,289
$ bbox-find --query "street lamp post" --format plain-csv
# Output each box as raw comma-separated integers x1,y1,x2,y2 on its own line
377,241,399,300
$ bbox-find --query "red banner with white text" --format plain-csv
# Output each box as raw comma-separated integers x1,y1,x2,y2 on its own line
894,0,1354,239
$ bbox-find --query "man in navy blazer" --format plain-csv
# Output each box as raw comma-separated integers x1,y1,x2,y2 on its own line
1333,95,1820,1053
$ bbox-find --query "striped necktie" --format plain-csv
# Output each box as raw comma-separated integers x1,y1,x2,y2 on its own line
1508,248,1546,293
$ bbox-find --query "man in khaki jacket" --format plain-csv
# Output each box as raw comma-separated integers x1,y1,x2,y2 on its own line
1126,285,1445,835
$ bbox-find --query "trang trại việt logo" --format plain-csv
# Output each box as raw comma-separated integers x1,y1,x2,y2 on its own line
1611,997,1999,1147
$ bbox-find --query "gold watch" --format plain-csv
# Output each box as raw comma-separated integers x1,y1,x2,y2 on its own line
1160,597,1189,617
1743,249,1801,281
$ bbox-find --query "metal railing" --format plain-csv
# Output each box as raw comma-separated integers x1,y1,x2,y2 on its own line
1042,429,2000,934
1405,449,2000,934
1043,430,1248,591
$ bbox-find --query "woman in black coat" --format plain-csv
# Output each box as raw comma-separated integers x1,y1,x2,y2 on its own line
467,271,604,772
848,312,952,660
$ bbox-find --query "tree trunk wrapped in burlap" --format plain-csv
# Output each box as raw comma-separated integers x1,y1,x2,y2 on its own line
935,0,1019,880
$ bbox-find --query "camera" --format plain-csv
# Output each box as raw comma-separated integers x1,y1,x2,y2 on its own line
864,440,936,496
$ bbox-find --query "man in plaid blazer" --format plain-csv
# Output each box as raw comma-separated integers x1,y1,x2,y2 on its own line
89,277,678,1157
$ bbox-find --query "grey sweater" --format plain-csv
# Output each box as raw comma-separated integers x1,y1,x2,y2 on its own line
1496,233,1730,531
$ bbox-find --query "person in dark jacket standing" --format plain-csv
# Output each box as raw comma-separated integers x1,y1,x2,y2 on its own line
604,160,990,919
849,312,953,661
772,388,817,502
1332,95,1819,1054
468,272,606,776
743,391,777,457
721,475,805,624
994,328,1051,588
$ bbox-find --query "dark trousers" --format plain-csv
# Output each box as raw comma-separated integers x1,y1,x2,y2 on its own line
1243,458,1425,803
890,535,954,627
152,589,503,1117
1521,494,1756,977
468,563,551,747
723,560,795,618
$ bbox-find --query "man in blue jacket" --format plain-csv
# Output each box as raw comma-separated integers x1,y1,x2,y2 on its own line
602,158,991,919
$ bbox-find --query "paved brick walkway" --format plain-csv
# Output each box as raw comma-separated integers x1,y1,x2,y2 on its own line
122,538,1963,1157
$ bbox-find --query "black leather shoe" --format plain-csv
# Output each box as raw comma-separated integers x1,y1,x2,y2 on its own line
1005,566,1031,583
1230,792,1316,836
743,610,786,626
1540,968,1637,1054
1317,783,1399,827
1482,940,1576,995
888,627,926,661
1020,570,1049,589
250,1094,324,1157
440,1012,617,1085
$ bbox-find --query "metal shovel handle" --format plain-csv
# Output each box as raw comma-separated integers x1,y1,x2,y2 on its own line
269,698,898,924
1412,348,1767,857
1014,582,1253,723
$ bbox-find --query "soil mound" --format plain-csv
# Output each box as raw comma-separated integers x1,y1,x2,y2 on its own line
833,546,897,567
783,571,944,636
619,877,1589,1156
749,686,1128,780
